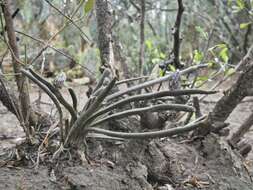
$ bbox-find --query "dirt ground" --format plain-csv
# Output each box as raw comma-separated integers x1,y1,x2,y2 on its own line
0,78,253,190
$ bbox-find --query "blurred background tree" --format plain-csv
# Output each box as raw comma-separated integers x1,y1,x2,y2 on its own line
0,0,252,81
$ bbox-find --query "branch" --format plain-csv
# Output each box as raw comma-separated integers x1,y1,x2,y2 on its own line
65,77,117,145
138,0,145,76
93,69,110,93
44,0,90,42
89,104,195,128
81,69,110,111
21,69,64,143
28,68,77,122
193,96,202,118
229,111,253,146
95,0,113,69
115,76,149,85
29,0,85,65
0,73,22,122
106,64,208,101
210,46,253,123
16,29,95,75
172,0,184,69
15,30,76,63
87,89,216,123
129,0,141,11
147,20,157,36
1,0,33,126
68,88,78,112
84,115,208,139
199,45,253,101
243,24,252,54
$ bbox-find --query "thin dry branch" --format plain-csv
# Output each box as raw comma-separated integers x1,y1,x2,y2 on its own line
65,77,117,145
84,115,208,139
87,89,216,124
200,44,253,101
29,0,85,66
28,68,77,122
15,30,76,63
115,76,149,85
44,0,90,42
68,88,77,112
15,30,95,76
229,111,253,146
21,69,64,143
93,69,110,93
89,104,195,128
106,64,208,101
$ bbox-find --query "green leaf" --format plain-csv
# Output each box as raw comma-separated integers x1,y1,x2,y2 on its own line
151,58,160,64
225,68,235,76
207,62,215,68
227,0,232,6
196,76,209,82
208,43,226,52
236,0,245,10
195,26,208,40
168,64,176,72
145,40,153,50
240,22,252,29
159,52,166,59
219,47,229,63
84,0,95,13
193,50,203,63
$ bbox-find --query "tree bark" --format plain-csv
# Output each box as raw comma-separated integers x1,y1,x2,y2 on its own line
138,0,145,76
1,0,36,127
172,0,184,69
95,0,111,69
112,35,131,80
210,45,253,124
0,73,20,117
229,111,253,146
197,45,253,136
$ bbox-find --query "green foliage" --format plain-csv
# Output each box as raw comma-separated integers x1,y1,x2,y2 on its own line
145,38,166,73
227,0,232,6
84,0,95,13
240,22,252,29
236,0,245,10
225,67,235,76
195,26,208,40
3,0,250,84
193,50,204,64
208,43,229,64
230,0,246,12
219,46,229,63
168,65,176,72
20,1,33,23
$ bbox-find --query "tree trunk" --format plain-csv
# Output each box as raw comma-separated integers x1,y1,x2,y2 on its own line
1,0,37,128
95,0,111,69
0,73,20,117
210,45,253,124
197,45,253,136
112,35,131,80
138,0,145,76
